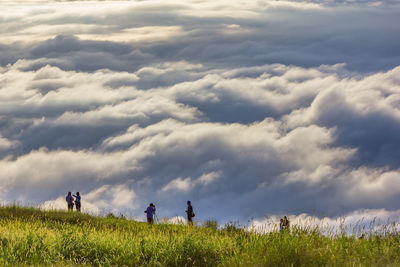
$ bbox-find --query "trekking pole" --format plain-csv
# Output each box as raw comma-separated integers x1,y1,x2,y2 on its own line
155,213,159,224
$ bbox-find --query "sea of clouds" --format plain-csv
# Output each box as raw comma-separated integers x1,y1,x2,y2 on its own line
1,0,400,228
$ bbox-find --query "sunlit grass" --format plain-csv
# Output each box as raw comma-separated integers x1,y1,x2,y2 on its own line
0,204,399,266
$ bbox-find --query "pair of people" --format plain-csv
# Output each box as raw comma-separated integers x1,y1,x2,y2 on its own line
279,216,289,231
144,201,195,225
66,192,81,212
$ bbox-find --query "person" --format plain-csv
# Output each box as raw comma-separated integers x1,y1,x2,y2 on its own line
282,216,290,230
186,200,195,225
144,203,156,224
73,192,81,212
279,218,284,231
66,192,74,211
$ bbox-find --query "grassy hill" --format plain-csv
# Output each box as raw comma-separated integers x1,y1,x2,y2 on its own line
0,205,399,266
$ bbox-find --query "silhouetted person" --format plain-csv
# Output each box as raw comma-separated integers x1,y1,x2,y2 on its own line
73,192,81,212
279,218,284,231
144,203,156,224
282,216,290,230
66,192,74,211
186,200,195,225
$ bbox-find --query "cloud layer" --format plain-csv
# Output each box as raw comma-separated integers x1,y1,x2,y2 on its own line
1,0,400,226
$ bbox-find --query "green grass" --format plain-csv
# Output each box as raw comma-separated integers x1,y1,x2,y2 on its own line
0,205,399,266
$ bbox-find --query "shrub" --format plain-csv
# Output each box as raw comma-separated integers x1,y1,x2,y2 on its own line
203,220,218,230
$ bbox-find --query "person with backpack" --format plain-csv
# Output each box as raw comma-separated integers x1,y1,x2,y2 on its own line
73,192,81,212
186,200,195,225
144,203,156,224
66,192,74,211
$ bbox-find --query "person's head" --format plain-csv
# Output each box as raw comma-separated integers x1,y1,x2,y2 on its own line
68,192,71,195
187,200,191,205
280,218,283,222
76,192,80,196
150,203,154,207
283,216,287,220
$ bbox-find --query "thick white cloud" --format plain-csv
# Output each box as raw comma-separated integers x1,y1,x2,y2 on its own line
0,0,399,226
0,135,19,151
253,208,400,235
2,61,400,222
40,184,137,216
1,0,399,71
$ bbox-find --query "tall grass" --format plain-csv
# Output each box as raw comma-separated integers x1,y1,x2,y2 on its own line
1,205,399,266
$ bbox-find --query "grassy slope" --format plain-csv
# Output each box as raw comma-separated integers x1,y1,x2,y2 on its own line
0,206,400,266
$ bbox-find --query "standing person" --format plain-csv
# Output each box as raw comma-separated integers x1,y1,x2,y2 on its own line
186,200,195,225
66,192,74,211
73,192,81,212
282,216,290,230
279,218,284,231
144,203,156,224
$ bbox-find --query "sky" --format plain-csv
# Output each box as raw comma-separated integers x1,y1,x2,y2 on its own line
1,0,400,227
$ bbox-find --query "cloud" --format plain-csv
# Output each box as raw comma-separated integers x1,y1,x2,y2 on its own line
40,184,137,216
1,0,399,72
0,135,20,159
253,208,400,235
284,66,400,168
2,61,400,222
1,0,400,225
160,171,222,192
84,184,137,213
0,136,19,151
161,177,193,192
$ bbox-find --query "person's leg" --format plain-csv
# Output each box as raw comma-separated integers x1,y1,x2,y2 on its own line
76,204,81,212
